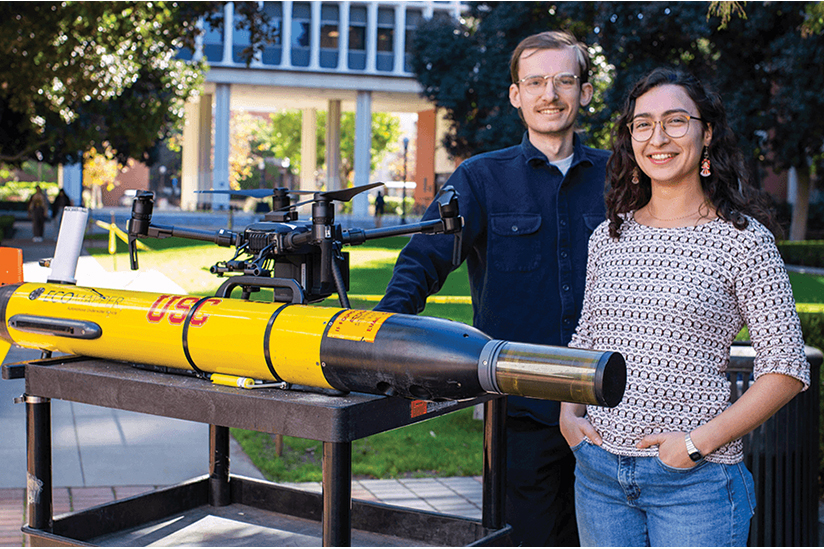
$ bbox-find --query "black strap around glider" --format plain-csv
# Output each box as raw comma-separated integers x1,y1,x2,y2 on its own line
181,296,215,378
263,303,291,382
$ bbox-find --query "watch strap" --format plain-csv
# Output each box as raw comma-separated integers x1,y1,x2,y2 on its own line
685,432,703,462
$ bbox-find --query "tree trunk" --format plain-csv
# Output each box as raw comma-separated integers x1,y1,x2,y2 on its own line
789,166,811,241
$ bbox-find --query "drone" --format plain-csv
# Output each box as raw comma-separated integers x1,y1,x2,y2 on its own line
127,182,463,306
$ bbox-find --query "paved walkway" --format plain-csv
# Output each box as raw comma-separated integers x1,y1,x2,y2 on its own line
0,219,484,546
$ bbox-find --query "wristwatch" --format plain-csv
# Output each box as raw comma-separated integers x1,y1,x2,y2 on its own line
684,432,703,462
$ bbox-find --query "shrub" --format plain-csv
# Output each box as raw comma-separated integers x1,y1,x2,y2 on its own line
777,241,824,268
0,181,59,201
0,214,14,241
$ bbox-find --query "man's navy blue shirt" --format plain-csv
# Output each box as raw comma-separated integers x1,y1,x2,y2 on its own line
375,133,609,425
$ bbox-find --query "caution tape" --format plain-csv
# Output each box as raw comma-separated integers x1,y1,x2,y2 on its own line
333,294,472,305
340,294,822,314
94,220,151,252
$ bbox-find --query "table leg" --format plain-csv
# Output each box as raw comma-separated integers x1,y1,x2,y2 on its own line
25,395,53,532
482,396,506,530
322,441,352,546
209,424,231,506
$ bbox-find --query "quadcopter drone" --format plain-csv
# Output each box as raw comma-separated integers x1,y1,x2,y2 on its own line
127,182,463,306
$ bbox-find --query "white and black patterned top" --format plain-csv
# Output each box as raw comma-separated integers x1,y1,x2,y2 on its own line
569,214,810,464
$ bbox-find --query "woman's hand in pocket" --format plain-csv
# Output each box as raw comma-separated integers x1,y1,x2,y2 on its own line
560,403,602,448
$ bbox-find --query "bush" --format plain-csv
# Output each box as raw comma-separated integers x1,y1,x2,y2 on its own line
0,214,14,241
0,181,59,201
773,200,824,241
777,241,824,268
800,313,824,498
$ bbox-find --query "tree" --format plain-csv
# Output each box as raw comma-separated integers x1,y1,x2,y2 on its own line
83,144,123,209
593,2,824,240
410,2,600,159
411,1,823,239
712,4,824,240
251,110,401,189
0,1,275,167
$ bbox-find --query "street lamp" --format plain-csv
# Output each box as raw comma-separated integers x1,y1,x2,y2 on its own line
402,137,409,224
158,165,167,194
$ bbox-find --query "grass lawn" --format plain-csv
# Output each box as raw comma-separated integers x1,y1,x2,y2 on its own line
86,230,823,481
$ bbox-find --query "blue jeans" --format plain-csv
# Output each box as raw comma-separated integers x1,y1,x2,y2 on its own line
572,440,756,547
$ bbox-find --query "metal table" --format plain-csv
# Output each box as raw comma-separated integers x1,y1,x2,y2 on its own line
7,355,510,546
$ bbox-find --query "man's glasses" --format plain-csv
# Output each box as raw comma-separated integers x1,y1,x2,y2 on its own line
516,73,580,96
628,114,705,142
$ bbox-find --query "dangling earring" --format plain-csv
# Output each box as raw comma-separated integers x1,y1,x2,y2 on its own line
631,167,640,185
700,147,712,177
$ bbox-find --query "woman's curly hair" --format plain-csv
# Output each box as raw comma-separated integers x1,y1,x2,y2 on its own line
605,67,776,239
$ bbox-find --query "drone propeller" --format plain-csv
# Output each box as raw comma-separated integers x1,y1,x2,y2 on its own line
196,187,314,198
284,182,385,211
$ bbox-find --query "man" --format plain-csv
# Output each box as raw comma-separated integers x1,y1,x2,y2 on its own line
374,30,608,546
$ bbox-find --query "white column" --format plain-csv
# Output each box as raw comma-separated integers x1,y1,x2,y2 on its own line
282,1,293,68
326,99,342,192
212,83,231,210
365,2,377,73
787,166,798,205
301,108,318,191
393,4,406,74
222,3,234,64
423,1,434,19
181,97,201,211
309,1,321,70
193,19,204,61
58,164,83,208
353,90,372,218
198,95,213,201
337,1,350,70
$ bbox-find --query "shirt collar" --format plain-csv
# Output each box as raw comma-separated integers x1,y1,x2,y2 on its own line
520,132,594,170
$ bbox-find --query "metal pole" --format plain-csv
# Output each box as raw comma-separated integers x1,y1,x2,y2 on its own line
209,424,231,506
322,441,352,546
482,396,507,530
401,137,409,224
24,395,53,532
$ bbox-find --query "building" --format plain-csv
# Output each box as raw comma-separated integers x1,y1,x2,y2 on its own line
177,0,466,217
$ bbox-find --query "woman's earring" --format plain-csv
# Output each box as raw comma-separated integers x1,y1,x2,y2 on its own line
700,147,711,177
631,167,640,185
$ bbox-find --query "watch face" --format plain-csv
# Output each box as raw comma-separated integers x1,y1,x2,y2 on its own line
689,451,702,462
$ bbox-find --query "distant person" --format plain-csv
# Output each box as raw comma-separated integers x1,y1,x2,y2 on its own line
27,186,49,242
51,188,72,229
374,190,385,228
375,30,607,546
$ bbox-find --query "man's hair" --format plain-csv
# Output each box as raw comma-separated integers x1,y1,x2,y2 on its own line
510,30,591,84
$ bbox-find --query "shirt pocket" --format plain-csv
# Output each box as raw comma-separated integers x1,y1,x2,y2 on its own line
489,213,542,272
582,213,603,238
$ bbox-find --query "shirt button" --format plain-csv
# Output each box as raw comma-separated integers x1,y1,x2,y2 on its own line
560,220,567,227
511,225,518,232
562,284,570,292
560,251,569,258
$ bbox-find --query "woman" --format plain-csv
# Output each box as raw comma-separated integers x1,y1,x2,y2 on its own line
560,67,810,547
27,185,48,242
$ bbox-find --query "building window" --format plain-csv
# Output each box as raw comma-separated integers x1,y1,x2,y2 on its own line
376,7,394,72
291,1,311,67
348,5,367,70
260,1,283,66
405,9,423,73
320,3,339,68
202,19,225,63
